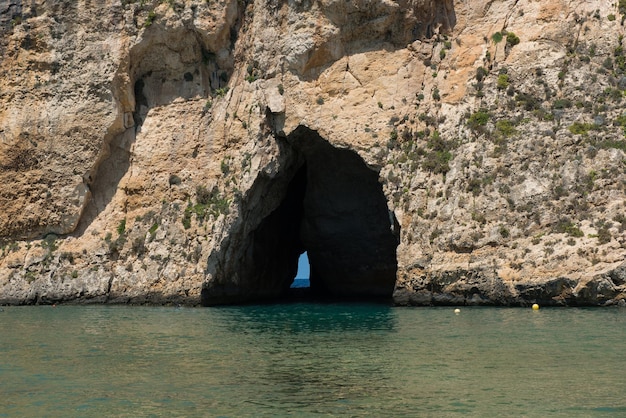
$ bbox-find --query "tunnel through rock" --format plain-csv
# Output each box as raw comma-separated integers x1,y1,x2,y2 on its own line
202,127,400,304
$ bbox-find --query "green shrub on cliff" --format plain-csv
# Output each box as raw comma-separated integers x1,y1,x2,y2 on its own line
421,149,452,175
515,93,541,111
117,218,126,235
554,218,584,237
245,63,258,82
553,98,572,109
421,131,456,175
144,11,156,27
506,32,520,47
432,87,441,101
183,186,230,228
594,137,626,151
495,119,516,137
182,206,192,229
475,66,488,82
214,87,229,98
568,122,595,135
467,110,490,131
497,74,509,90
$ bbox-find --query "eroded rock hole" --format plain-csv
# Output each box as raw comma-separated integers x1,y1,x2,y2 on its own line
291,252,311,288
133,78,148,128
202,127,400,305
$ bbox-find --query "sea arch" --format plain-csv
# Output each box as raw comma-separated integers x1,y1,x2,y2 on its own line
201,126,400,304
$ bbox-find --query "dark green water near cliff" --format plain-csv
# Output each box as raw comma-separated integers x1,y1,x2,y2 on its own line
1,304,625,417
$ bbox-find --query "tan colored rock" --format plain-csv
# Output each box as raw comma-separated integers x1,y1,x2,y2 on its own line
0,0,625,305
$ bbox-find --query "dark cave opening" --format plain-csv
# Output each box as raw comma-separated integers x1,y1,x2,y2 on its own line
291,128,400,301
201,127,400,305
133,78,148,129
244,162,309,299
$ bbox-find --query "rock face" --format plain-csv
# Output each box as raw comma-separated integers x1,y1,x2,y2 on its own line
0,0,625,306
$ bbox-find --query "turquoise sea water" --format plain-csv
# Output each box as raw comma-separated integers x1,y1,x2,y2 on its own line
290,278,310,288
1,304,625,417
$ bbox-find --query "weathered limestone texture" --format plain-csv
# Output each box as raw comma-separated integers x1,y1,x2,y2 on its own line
0,0,625,306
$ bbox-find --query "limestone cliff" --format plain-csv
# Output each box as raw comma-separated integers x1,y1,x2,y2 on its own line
1,0,625,306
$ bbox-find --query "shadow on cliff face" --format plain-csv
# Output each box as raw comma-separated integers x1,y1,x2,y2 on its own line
202,126,400,305
277,0,456,79
76,26,229,235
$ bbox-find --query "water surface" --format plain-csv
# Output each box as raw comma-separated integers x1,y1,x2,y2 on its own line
1,304,625,416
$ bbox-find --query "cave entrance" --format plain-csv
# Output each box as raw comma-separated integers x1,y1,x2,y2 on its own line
201,126,400,305
285,127,400,301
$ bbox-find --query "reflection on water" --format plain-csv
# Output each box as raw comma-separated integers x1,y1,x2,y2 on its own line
220,303,397,412
1,304,625,416
222,302,396,334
